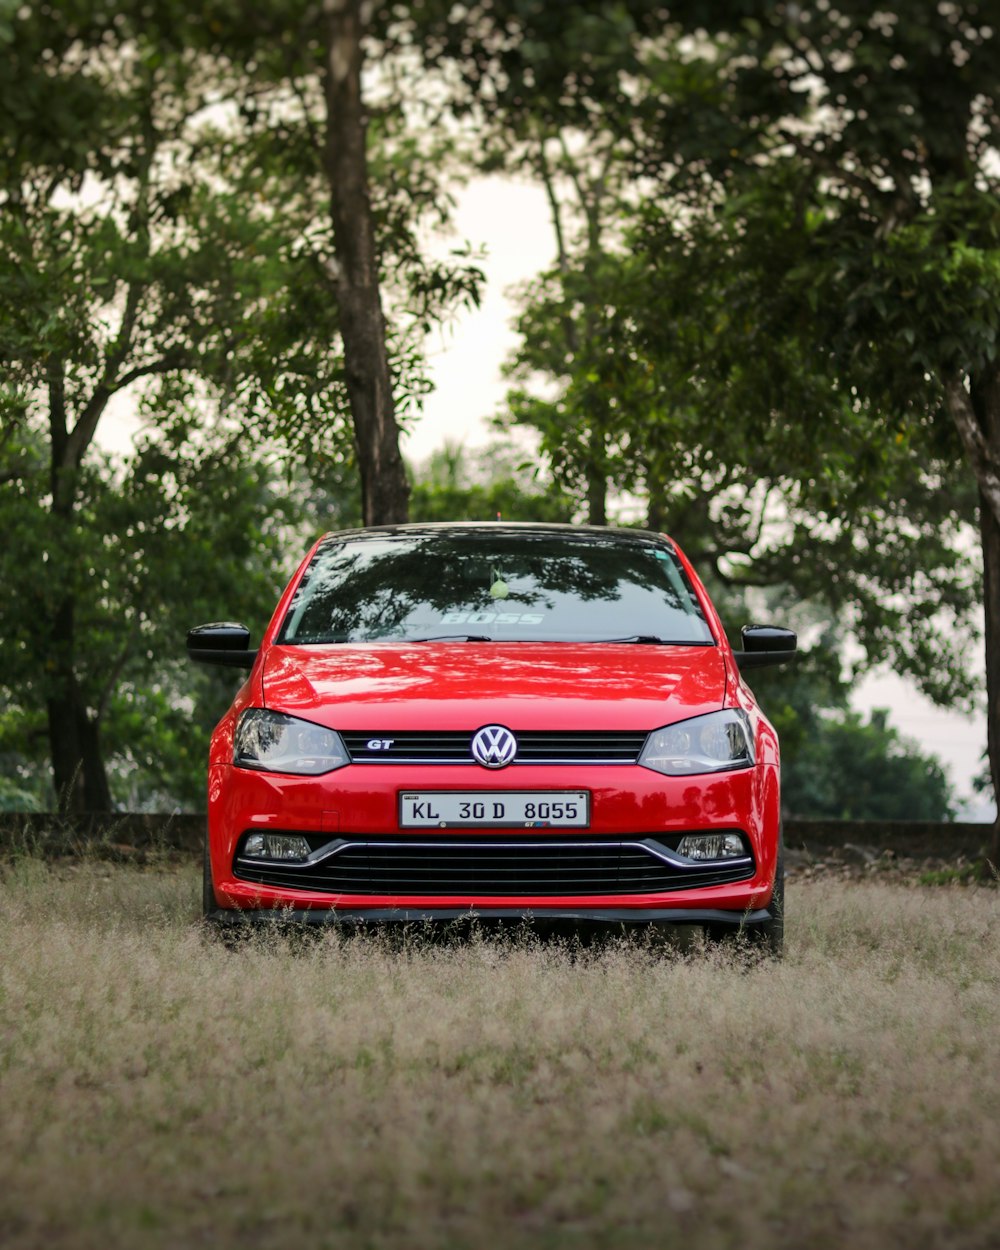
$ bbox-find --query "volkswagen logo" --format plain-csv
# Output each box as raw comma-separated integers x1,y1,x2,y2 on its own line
471,725,518,769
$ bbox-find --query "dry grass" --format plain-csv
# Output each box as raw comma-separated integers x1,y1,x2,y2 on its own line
1,858,999,1250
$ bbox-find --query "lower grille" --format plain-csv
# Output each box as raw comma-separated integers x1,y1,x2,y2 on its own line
234,836,755,897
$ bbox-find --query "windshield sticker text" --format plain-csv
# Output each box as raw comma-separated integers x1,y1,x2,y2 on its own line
440,611,544,625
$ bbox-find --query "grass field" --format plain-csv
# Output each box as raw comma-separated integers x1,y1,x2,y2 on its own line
1,858,998,1250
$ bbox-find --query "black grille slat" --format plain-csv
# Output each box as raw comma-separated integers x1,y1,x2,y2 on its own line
341,731,647,765
234,837,755,896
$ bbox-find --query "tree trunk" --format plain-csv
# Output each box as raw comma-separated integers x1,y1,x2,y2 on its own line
586,468,607,526
646,461,667,532
46,596,113,813
47,688,113,813
585,422,608,526
45,364,114,813
323,0,409,526
978,485,1000,864
964,367,1000,865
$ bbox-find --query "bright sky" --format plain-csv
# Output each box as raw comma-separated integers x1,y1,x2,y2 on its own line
401,176,554,462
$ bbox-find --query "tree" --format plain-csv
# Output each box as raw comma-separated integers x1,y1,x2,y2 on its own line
0,0,480,809
0,4,342,808
501,172,643,526
198,0,487,524
408,0,672,523
749,642,955,821
409,440,576,523
0,415,309,810
625,2,999,847
323,0,408,525
500,200,981,712
789,709,955,822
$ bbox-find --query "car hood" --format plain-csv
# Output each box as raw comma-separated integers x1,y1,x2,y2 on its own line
261,643,727,731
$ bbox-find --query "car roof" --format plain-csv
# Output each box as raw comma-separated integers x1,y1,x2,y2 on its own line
317,522,676,546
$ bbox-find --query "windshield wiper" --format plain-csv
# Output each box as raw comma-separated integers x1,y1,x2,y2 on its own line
594,635,674,644
407,633,493,643
601,636,716,645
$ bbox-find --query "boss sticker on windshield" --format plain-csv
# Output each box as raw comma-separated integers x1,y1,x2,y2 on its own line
440,611,544,625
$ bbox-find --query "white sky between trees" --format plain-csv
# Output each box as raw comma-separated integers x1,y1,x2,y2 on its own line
103,174,992,818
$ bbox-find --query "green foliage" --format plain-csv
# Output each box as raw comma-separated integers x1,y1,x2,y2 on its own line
624,2,1000,466
784,708,955,823
0,418,314,808
490,3,988,707
405,0,667,133
503,253,656,508
503,206,981,704
409,441,577,524
0,1,484,464
405,4,975,713
749,646,955,821
0,0,486,806
972,752,992,797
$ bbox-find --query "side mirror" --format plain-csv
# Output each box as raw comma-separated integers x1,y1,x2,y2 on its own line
733,624,797,670
187,622,258,669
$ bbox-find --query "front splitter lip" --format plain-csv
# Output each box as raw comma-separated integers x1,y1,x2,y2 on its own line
205,904,775,929
214,875,771,914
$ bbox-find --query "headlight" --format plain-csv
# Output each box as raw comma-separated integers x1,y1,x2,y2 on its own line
234,709,349,775
639,709,755,776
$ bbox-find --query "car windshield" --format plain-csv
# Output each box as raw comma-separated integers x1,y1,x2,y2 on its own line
278,530,715,646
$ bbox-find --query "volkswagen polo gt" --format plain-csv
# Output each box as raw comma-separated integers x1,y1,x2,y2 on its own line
188,523,796,949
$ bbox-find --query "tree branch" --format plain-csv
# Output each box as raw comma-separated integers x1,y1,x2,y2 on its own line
65,116,156,477
63,384,112,479
771,125,880,203
114,355,184,391
289,72,323,155
94,612,142,723
47,356,71,506
536,134,570,275
557,130,590,229
945,374,1000,528
535,131,581,364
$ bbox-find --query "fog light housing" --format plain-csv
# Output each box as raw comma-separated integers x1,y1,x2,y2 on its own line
242,833,312,862
676,832,746,860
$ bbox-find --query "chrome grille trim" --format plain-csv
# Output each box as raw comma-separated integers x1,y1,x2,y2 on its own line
341,730,648,766
234,835,755,897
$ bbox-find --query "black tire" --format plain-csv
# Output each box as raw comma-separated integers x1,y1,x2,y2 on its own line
750,828,784,957
202,832,216,920
705,829,784,958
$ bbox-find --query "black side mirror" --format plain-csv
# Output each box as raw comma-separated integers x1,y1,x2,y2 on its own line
733,624,797,670
187,622,258,669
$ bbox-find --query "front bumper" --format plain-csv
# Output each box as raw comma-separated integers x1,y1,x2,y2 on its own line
207,759,781,917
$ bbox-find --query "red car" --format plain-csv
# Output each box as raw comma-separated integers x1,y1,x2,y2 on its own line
188,523,795,950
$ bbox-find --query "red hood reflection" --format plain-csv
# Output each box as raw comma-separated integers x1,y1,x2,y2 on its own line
262,642,726,732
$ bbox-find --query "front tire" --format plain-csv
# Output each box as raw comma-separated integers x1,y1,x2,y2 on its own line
753,832,784,956
202,832,216,919
705,830,784,958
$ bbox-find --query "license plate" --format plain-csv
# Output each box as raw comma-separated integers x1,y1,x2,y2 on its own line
399,791,589,828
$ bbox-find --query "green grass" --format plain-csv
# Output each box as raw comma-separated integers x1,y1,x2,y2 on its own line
1,858,999,1249
917,861,996,888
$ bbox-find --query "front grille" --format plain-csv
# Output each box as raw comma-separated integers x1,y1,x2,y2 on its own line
341,730,648,765
234,835,755,896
